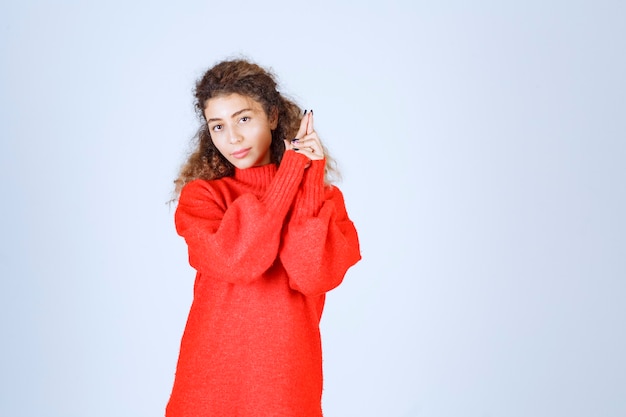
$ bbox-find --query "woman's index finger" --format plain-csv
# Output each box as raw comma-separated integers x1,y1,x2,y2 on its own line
295,112,308,138
306,111,314,135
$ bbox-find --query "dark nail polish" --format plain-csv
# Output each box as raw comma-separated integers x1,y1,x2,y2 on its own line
304,109,308,115
293,147,299,151
310,109,314,115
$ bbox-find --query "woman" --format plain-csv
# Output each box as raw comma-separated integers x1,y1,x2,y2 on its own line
167,58,361,417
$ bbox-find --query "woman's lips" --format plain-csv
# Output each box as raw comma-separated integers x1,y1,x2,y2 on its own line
231,148,251,159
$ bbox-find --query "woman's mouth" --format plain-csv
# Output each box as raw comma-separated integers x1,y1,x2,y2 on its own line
231,148,251,159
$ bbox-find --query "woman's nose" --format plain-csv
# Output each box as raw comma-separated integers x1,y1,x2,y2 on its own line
228,129,243,144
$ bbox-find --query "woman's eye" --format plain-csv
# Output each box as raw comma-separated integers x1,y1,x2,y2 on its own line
240,116,250,123
212,124,222,132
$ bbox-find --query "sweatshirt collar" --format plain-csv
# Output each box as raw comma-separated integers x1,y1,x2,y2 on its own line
233,163,277,188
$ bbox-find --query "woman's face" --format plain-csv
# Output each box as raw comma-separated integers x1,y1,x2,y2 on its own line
204,93,278,169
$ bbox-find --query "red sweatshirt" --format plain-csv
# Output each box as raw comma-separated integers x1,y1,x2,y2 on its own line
166,150,361,417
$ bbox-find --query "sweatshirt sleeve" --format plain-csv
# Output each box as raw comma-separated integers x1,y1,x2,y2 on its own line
279,159,362,296
175,152,309,284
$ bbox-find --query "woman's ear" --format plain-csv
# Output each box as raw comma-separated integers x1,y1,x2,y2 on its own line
269,107,279,130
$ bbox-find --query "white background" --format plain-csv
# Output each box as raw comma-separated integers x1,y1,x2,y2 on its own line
1,1,625,416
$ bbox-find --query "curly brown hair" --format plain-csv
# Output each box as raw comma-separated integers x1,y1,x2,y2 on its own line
173,59,339,199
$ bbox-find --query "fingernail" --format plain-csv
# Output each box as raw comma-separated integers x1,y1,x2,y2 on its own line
293,147,299,151
304,109,308,115
291,138,299,143
310,109,314,115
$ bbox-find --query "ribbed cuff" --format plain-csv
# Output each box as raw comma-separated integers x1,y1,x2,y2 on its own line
292,158,325,218
260,150,308,215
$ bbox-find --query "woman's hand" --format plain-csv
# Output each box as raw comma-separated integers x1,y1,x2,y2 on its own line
284,110,325,162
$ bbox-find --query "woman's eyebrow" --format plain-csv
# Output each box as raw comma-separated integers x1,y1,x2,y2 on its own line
207,108,252,124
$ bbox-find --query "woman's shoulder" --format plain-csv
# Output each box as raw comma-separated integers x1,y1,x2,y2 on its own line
179,177,235,205
182,175,239,191
180,178,215,195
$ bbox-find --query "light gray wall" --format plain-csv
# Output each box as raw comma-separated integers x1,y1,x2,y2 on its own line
1,1,624,416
